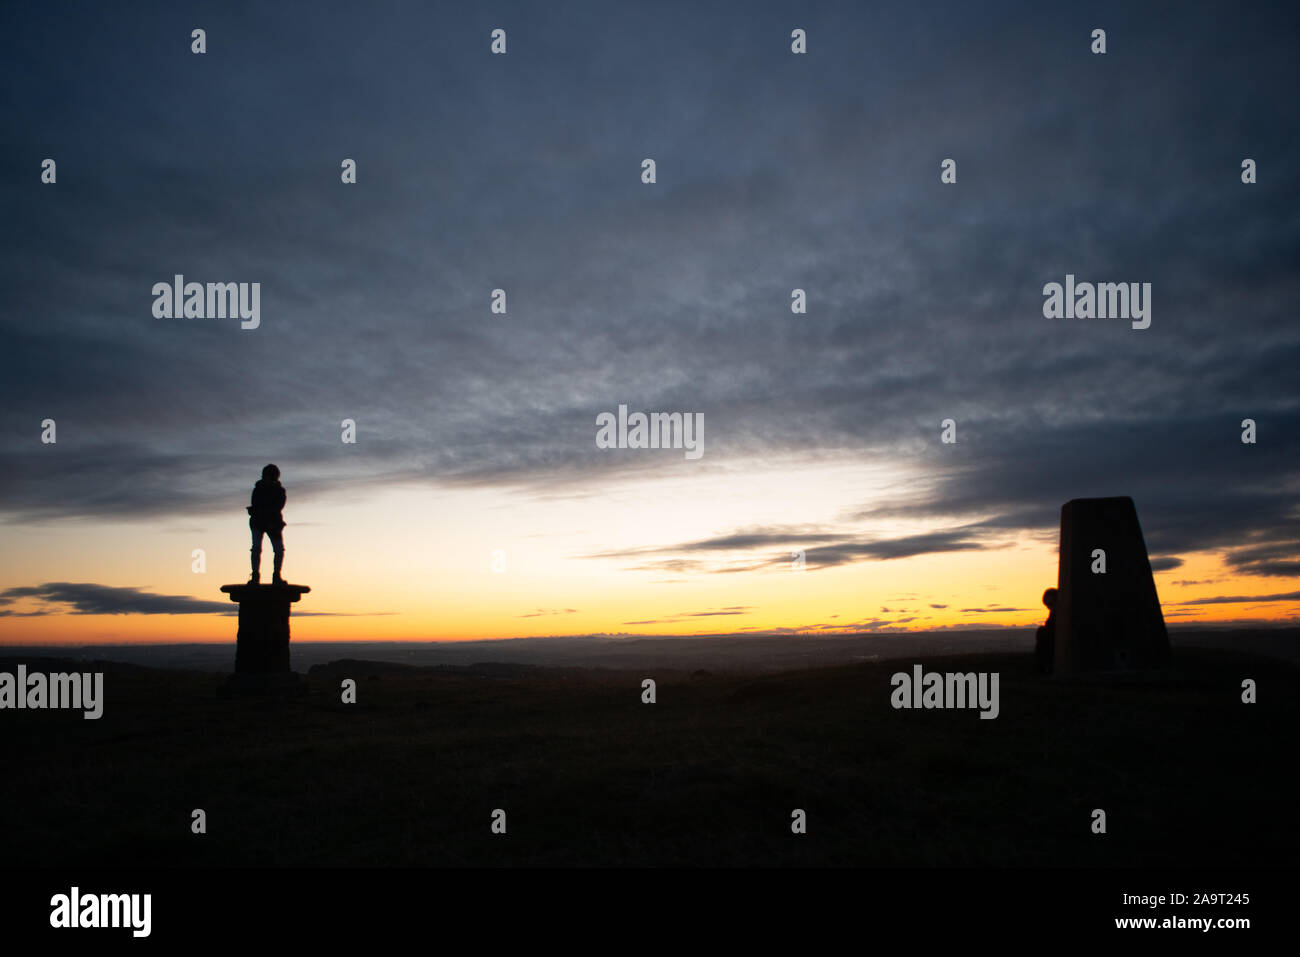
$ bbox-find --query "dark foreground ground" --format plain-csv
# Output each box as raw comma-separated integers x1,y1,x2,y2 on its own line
2,646,1294,867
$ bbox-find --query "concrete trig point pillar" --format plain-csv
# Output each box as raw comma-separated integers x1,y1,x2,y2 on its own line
219,583,310,691
1054,497,1169,674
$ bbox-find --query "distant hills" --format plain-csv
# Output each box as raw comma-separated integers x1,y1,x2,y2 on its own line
2,626,1295,673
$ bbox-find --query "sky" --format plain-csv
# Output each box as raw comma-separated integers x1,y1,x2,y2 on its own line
1,0,1297,644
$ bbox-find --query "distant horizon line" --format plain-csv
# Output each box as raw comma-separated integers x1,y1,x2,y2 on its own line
2,619,1296,648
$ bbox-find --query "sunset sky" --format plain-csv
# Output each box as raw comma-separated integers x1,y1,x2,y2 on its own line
2,1,1297,644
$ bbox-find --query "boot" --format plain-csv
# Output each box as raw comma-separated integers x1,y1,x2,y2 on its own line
249,551,260,585
272,551,285,586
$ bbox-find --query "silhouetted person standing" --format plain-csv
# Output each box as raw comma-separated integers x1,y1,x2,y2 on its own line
1035,587,1057,674
248,463,286,584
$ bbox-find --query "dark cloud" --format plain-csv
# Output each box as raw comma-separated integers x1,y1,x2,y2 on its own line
0,582,384,617
797,533,997,568
622,606,752,624
0,583,233,616
589,526,1003,573
1174,591,1300,606
0,1,1295,585
586,529,848,560
1221,539,1300,578
1149,557,1184,572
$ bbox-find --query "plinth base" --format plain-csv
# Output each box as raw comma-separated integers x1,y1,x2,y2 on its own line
220,582,311,675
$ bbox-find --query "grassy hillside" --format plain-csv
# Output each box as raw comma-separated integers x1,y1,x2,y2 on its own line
1,647,1292,866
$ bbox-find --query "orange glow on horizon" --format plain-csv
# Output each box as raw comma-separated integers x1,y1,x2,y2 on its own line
1,468,1295,645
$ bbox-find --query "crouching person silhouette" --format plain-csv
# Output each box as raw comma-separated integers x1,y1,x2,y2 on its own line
1035,587,1057,674
248,463,287,585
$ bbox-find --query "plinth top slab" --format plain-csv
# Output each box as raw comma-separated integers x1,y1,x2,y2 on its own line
221,583,311,603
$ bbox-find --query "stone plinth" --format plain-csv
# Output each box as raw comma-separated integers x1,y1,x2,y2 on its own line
219,583,310,675
1054,497,1169,674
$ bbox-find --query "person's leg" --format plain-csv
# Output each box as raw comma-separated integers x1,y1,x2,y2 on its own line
250,526,263,582
269,527,285,583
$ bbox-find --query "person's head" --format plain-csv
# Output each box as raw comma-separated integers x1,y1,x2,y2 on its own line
1042,587,1058,609
262,463,280,482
